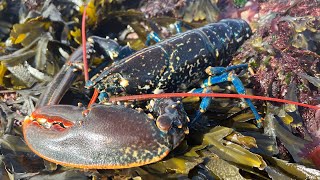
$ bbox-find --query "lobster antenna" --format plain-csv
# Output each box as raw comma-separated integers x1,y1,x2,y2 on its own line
88,88,99,107
82,4,89,82
82,4,100,106
109,93,320,110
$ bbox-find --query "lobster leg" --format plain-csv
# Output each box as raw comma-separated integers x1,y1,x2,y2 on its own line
145,21,184,46
228,72,263,127
145,31,161,46
191,65,263,127
172,21,183,33
206,64,249,75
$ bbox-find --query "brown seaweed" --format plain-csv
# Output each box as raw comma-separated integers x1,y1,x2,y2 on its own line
0,0,319,179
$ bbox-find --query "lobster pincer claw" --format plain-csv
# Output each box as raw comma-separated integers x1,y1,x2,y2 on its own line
23,104,182,169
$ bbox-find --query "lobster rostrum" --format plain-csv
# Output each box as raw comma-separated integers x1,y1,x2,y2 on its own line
23,19,258,169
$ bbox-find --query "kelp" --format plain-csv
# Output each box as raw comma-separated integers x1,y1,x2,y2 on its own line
266,157,320,179
205,153,247,180
0,34,57,88
298,73,320,88
0,62,6,86
264,111,313,165
0,0,319,179
10,18,51,46
204,126,267,170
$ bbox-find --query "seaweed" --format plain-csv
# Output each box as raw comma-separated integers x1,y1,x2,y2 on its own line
0,0,319,179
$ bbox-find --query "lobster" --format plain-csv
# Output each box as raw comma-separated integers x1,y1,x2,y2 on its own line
22,19,261,169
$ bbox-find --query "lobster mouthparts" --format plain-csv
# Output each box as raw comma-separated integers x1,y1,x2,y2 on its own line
23,105,171,169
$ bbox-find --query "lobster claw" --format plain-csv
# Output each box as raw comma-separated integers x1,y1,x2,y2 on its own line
23,104,172,169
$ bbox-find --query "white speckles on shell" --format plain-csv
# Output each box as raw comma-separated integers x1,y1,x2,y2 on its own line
138,85,151,90
236,36,243,43
153,88,164,94
120,78,129,87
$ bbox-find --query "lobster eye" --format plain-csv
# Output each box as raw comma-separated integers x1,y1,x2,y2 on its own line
156,115,173,132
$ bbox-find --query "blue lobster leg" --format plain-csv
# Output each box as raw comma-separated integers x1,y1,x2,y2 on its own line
191,67,263,128
189,88,213,124
145,21,183,46
189,73,229,125
228,72,263,127
173,21,182,34
205,64,248,76
145,32,161,46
